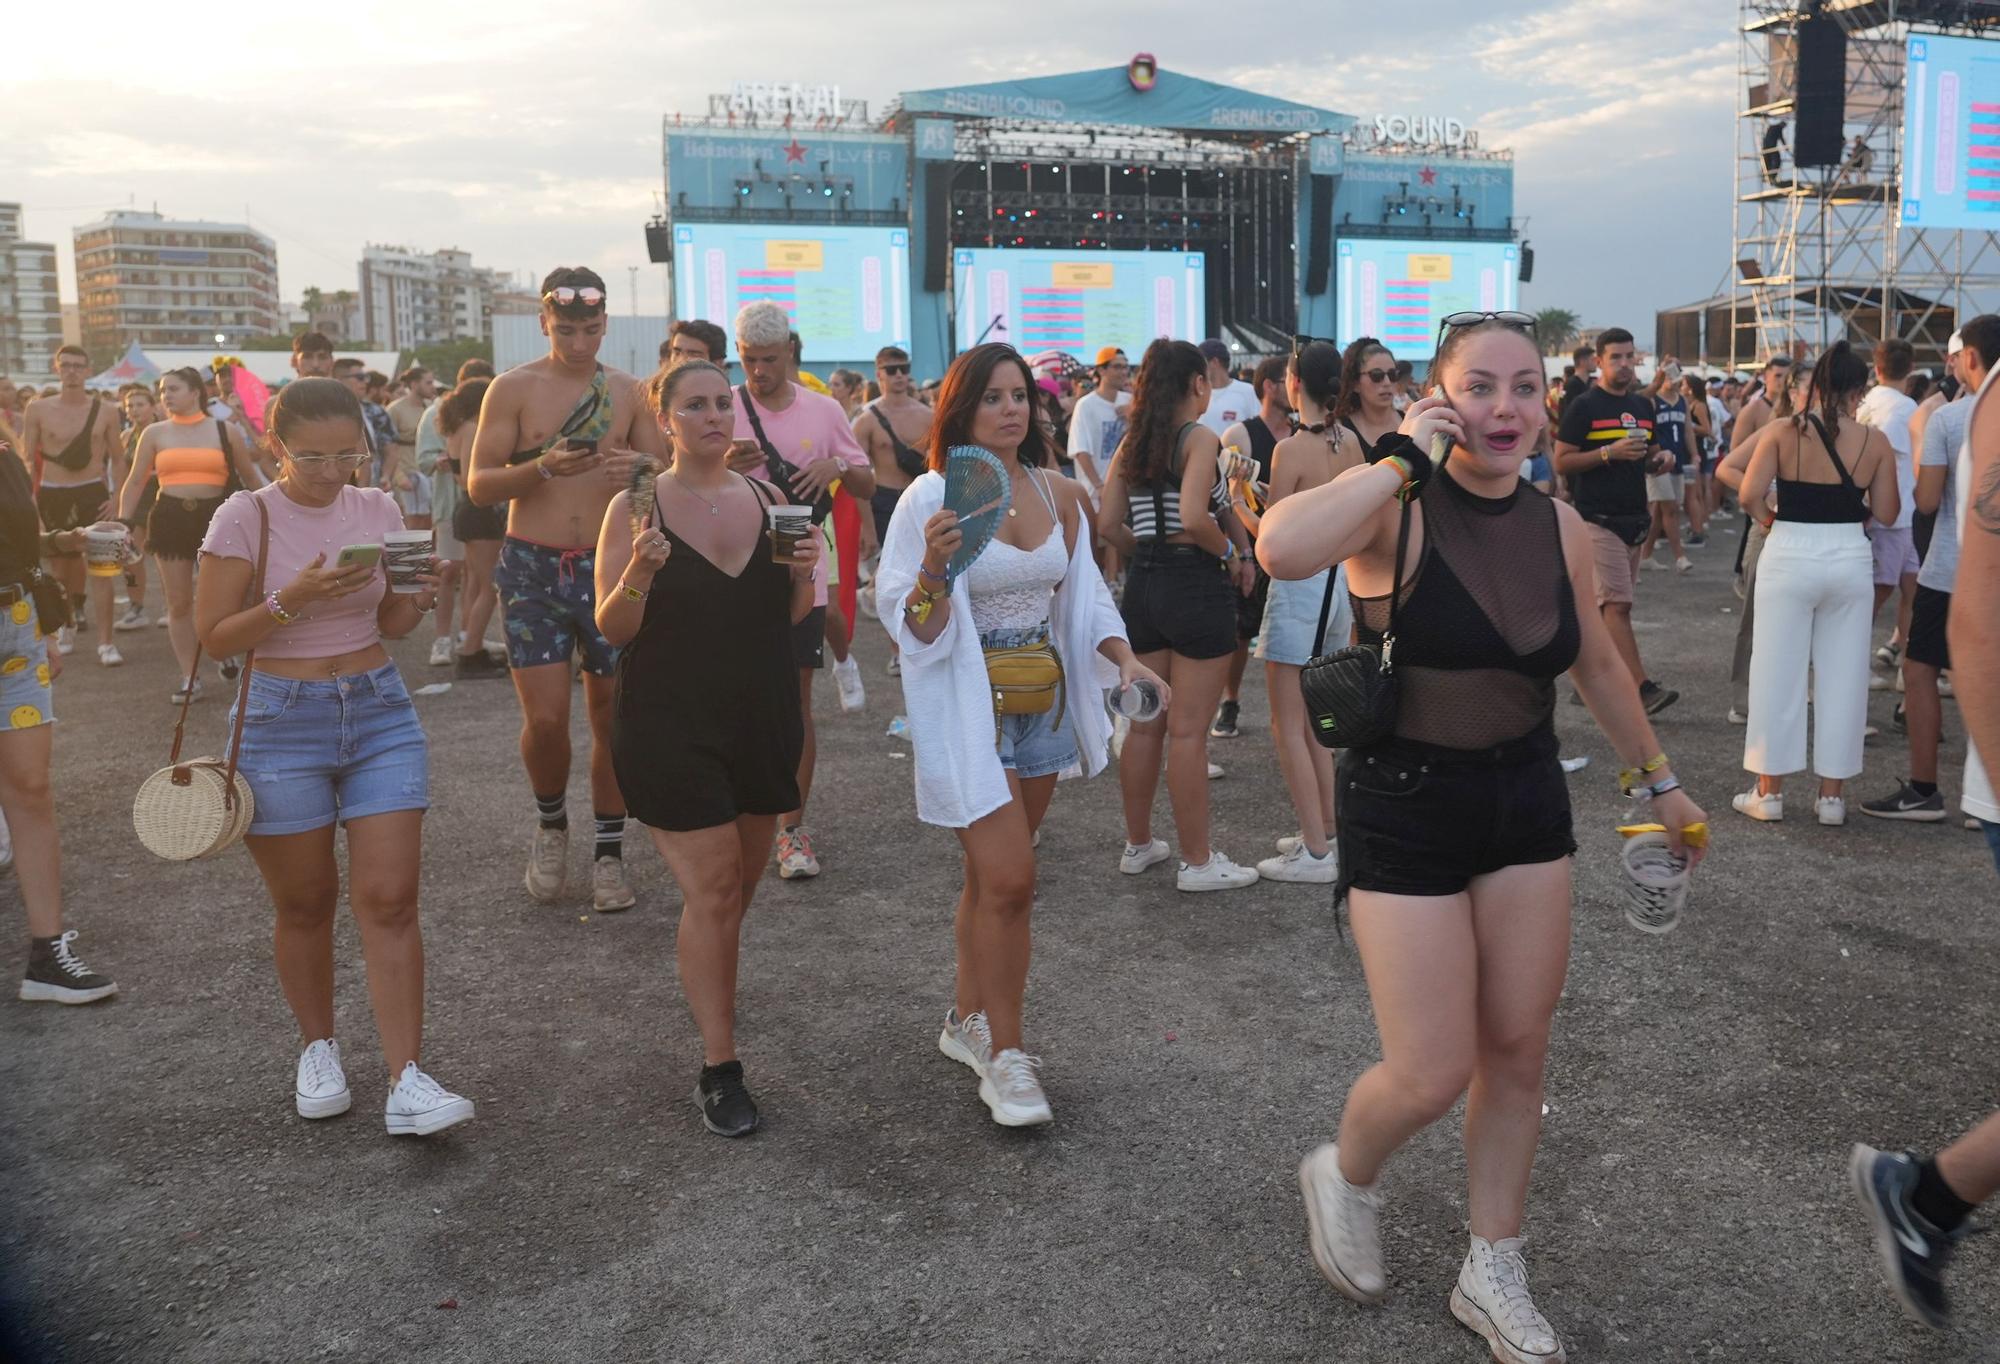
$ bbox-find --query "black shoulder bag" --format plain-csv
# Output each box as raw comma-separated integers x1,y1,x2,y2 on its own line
739,384,833,525
1298,495,1412,750
871,404,929,482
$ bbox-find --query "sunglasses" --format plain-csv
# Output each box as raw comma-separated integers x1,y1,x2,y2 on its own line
880,363,910,376
1292,333,1338,356
542,286,606,308
1361,367,1397,384
1435,309,1537,342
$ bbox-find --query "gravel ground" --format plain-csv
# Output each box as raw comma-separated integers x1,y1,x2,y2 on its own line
3,537,1998,1363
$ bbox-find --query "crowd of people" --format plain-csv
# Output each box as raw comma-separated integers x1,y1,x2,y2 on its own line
4,275,1998,1361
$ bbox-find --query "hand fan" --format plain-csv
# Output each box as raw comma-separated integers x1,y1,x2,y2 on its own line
942,444,1011,583
628,459,658,541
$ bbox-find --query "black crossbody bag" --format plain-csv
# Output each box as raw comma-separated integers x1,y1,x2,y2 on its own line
739,385,834,525
1298,495,1412,751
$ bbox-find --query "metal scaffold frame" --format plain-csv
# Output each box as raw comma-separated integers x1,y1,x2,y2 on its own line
1732,0,2000,369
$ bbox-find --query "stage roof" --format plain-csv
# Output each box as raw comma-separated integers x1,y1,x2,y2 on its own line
894,66,1353,136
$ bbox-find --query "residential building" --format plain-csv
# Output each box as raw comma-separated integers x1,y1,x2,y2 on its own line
0,202,64,376
72,210,281,354
358,245,523,350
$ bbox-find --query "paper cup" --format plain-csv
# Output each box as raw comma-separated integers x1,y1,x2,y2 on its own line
767,504,812,565
1619,831,1689,934
1110,680,1163,722
83,522,128,578
382,529,433,594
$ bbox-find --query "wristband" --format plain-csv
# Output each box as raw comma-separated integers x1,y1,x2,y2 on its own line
1370,432,1434,493
266,591,298,625
1618,752,1670,794
918,563,948,586
1628,774,1682,801
619,583,647,602
535,456,555,481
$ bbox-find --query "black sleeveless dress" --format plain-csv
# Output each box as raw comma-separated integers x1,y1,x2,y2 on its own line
611,475,803,832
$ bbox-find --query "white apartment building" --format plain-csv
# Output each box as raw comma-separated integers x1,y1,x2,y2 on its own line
72,210,281,355
358,245,522,350
0,202,65,377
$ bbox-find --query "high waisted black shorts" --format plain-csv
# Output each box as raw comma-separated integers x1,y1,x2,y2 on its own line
1121,544,1237,660
149,493,224,561
1336,725,1577,904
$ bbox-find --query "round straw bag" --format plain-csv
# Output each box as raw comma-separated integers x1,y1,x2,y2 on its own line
1619,831,1690,934
134,494,268,862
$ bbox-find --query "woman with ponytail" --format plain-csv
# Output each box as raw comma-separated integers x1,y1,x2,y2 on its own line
1734,340,1901,825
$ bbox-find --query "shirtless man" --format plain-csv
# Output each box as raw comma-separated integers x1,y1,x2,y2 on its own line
852,345,932,675
467,267,667,913
291,330,336,381
21,345,124,664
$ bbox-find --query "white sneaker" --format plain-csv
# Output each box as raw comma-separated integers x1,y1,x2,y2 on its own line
1642,556,1667,572
1732,789,1783,822
114,606,149,632
1298,1143,1386,1304
1816,795,1846,826
1869,673,1893,691
96,643,123,667
1258,843,1338,883
1726,706,1748,725
1450,1235,1566,1363
168,679,204,705
1674,556,1693,573
1207,761,1225,779
1119,837,1172,874
295,1038,352,1119
832,654,866,712
0,809,10,870
886,653,901,676
525,823,568,901
979,1048,1052,1126
1939,672,1954,698
427,636,454,667
1275,831,1304,855
155,613,171,628
384,1062,474,1136
937,1008,992,1075
591,854,635,912
55,626,75,655
776,826,821,879
1177,853,1260,892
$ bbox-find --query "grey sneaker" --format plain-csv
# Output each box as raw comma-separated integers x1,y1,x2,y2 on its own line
525,824,569,902
1298,1143,1386,1304
591,855,635,912
978,1048,1052,1126
1859,782,1947,823
18,931,118,1005
938,1008,992,1075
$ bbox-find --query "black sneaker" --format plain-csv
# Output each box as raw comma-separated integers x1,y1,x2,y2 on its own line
1640,680,1680,716
1209,699,1241,739
217,656,242,683
453,649,507,681
1891,701,1907,733
694,1060,759,1137
1849,1144,1967,1328
1859,781,1946,822
19,931,118,1004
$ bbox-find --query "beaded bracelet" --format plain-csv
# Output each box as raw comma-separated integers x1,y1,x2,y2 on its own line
266,592,297,625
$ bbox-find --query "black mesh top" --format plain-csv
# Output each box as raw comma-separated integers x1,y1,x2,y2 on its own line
1352,469,1580,750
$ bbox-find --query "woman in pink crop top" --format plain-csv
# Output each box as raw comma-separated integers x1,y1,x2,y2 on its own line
193,378,474,1138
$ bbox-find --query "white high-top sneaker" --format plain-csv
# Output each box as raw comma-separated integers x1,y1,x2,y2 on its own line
295,1038,352,1119
1449,1234,1566,1363
1297,1143,1386,1304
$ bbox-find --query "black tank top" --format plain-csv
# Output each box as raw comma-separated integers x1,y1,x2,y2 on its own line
1339,416,1389,464
1241,413,1281,482
1353,469,1580,750
1775,415,1870,525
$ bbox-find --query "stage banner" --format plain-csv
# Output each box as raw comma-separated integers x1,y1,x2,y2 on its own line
900,67,1350,135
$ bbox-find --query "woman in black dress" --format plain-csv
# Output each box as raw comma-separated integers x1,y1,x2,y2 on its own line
595,359,819,1138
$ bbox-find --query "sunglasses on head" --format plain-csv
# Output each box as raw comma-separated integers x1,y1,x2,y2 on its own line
542,286,606,308
1292,333,1338,356
1435,309,1537,342
880,363,910,376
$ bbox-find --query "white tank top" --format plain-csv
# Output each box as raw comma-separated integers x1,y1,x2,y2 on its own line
966,468,1066,634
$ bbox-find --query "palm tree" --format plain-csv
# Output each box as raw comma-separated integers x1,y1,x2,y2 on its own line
1532,308,1580,355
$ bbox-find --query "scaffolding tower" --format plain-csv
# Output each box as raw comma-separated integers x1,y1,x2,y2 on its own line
1732,0,2000,369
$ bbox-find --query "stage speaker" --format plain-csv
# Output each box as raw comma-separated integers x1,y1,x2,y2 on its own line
1518,243,1535,283
1794,15,1847,168
1304,174,1334,294
923,161,954,293
644,221,673,263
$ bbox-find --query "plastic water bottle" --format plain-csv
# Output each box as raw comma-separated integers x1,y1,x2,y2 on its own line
1109,679,1163,722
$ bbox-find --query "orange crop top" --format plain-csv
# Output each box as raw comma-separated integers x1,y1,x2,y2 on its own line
156,445,229,489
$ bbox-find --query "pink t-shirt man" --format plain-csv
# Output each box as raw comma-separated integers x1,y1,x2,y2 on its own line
733,381,869,608
201,484,405,657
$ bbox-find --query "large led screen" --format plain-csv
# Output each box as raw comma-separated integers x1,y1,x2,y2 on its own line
1335,239,1520,355
1901,33,2000,229
952,248,1205,358
673,224,910,362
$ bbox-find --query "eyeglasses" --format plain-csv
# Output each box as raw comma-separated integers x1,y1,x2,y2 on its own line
1361,367,1397,384
880,363,910,376
285,452,370,471
542,286,606,308
1292,333,1338,356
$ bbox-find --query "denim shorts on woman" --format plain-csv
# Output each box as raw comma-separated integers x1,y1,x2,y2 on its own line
1121,544,1237,660
1335,724,1576,904
228,662,430,835
1256,566,1351,667
0,598,55,730
979,626,1079,779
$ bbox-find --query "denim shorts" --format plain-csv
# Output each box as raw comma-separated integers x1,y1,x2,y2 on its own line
980,626,1078,779
1256,566,1351,667
229,662,430,835
0,597,55,730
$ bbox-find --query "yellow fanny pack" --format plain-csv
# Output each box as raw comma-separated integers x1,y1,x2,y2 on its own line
983,639,1065,739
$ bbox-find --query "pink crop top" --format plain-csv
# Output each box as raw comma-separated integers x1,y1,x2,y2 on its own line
200,484,407,658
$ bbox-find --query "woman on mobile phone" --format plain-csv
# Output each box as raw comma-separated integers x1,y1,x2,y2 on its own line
195,377,472,1138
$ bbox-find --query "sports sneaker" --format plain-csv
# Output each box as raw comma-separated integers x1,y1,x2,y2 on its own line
1274,831,1304,855
1939,672,1954,698
938,1007,992,1075
96,643,123,667
1870,673,1894,692
886,653,901,676
1207,761,1225,779
1257,843,1338,883
155,613,170,628
169,678,204,704
1209,699,1241,739
592,855,636,912
1675,556,1694,574
216,656,240,683
0,810,11,871
1726,706,1748,725
1966,816,1984,832
295,1038,352,1118
1639,680,1679,716
18,930,118,1004
1119,838,1172,874
1297,1143,1386,1304
1863,723,1881,740
453,649,506,680
1732,789,1783,822
1849,1144,1966,1329
694,1059,759,1137
55,626,75,655
832,654,866,713
1641,555,1667,572
384,1062,474,1136
428,636,455,667
1450,1234,1566,1363
1176,853,1260,892
979,1048,1053,1126
1861,782,1947,823
776,826,820,879
525,823,568,902
1686,532,1707,547
1874,641,1902,670
1891,702,1907,733
1816,795,1846,826
114,605,148,632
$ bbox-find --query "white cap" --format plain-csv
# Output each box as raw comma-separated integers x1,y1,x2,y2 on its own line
1948,330,1964,356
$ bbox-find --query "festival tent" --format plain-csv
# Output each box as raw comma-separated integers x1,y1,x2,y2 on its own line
86,341,159,389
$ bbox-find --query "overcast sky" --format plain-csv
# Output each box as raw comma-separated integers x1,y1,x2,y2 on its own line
0,0,1739,337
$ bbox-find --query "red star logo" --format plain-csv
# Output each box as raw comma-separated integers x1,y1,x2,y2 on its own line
783,138,808,164
1418,166,1437,187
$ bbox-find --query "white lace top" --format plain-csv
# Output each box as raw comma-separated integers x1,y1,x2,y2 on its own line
965,468,1066,633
